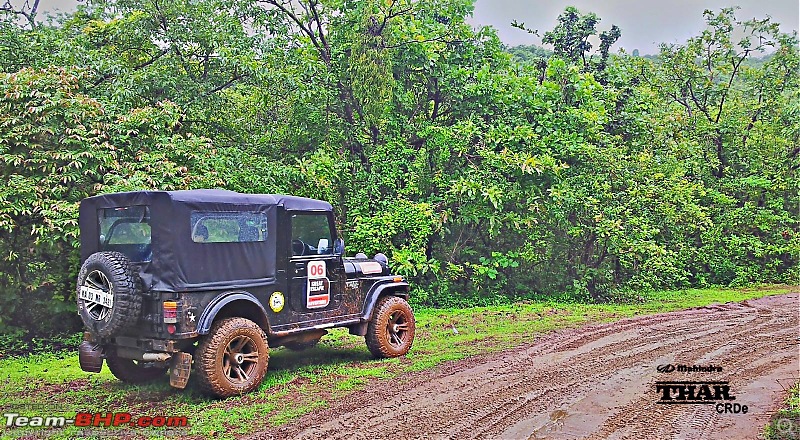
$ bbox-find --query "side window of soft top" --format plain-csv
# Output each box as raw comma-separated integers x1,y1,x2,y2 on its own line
190,212,268,243
290,214,333,257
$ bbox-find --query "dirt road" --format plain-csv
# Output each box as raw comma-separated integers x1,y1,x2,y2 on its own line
251,293,799,440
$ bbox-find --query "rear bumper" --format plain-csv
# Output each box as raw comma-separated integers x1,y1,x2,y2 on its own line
80,332,185,366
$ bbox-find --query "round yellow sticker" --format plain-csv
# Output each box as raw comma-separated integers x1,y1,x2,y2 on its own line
269,291,285,313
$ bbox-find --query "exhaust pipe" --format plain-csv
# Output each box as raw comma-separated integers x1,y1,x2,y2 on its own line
142,353,172,362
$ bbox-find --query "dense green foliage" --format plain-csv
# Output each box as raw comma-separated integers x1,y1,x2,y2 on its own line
0,2,797,336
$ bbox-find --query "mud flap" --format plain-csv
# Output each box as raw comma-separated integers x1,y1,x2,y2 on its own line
169,352,192,389
78,341,104,373
348,322,368,336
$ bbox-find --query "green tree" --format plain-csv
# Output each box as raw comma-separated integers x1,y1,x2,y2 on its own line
0,1,797,336
541,6,620,72
646,8,799,285
0,67,221,334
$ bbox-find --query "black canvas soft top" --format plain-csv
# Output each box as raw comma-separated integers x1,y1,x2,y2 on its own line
79,189,332,292
80,189,332,210
165,189,333,211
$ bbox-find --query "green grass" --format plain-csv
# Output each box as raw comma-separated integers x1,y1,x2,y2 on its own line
764,382,800,440
0,285,795,439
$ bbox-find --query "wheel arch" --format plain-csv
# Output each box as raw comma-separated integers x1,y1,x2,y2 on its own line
197,292,270,335
360,282,410,321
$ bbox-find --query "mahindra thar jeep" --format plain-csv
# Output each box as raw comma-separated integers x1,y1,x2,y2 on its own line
77,190,415,397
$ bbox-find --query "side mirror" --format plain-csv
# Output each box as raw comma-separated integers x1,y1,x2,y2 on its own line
333,238,345,255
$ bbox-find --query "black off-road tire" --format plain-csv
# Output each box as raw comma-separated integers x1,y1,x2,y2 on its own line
366,296,416,358
76,252,141,338
105,347,167,384
284,338,321,351
195,318,269,398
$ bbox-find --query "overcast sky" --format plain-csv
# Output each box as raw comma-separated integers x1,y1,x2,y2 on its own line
30,0,800,54
472,0,799,53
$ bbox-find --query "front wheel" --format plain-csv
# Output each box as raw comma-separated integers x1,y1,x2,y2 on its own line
365,296,415,358
195,317,269,398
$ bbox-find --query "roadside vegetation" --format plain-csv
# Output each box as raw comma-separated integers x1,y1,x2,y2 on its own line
764,382,800,440
0,286,793,439
0,1,797,340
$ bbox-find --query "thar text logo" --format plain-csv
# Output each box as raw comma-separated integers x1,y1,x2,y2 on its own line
655,381,748,414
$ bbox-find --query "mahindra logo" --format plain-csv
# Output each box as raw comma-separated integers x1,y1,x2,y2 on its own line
657,364,722,373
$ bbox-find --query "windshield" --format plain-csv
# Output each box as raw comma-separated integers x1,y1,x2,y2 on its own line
291,213,333,256
98,206,152,262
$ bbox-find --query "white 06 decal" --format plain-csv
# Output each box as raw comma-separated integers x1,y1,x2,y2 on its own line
307,260,330,309
308,260,326,278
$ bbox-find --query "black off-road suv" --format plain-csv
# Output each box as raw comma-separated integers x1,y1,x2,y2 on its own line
77,190,415,397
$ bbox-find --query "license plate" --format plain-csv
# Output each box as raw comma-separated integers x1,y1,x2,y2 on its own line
80,286,114,308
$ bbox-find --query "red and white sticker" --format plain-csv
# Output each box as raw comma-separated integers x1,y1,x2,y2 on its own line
359,261,383,275
306,260,330,309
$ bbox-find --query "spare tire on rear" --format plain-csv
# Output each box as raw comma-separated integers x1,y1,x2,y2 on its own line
77,251,142,337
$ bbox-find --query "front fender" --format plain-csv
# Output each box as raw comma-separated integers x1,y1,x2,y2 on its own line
196,291,269,335
360,282,410,321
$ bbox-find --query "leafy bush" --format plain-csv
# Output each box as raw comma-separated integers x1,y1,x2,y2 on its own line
0,3,796,339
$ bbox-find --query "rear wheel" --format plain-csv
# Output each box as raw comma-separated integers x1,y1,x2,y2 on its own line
366,296,415,358
195,318,269,398
105,347,166,384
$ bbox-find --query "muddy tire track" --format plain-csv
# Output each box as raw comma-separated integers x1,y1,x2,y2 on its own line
249,293,799,440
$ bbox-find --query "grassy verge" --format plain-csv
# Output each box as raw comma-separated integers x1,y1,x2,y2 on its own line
764,382,800,440
0,285,795,439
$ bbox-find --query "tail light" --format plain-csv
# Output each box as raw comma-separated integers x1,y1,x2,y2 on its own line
163,301,178,324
